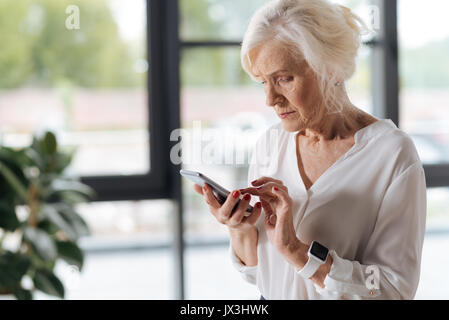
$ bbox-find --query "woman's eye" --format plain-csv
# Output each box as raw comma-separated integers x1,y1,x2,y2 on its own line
279,77,292,83
277,77,294,89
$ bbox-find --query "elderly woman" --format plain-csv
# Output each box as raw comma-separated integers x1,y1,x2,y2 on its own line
194,0,426,300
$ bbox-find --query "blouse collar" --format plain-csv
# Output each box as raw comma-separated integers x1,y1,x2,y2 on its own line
354,118,397,145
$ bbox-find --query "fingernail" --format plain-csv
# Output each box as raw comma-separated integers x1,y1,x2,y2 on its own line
251,179,258,185
232,190,240,198
243,194,251,201
256,202,262,209
273,187,279,191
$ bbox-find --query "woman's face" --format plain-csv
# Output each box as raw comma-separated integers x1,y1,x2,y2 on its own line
249,40,325,132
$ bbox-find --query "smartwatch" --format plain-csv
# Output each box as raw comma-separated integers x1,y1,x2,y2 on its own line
297,241,329,279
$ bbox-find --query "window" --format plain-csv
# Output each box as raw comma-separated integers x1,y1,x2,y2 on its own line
0,0,149,177
0,0,174,202
180,0,272,299
179,0,376,299
180,0,269,41
0,0,179,299
398,0,449,165
398,0,449,299
415,188,449,299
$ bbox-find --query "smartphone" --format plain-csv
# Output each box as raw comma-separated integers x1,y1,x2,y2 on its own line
180,169,253,215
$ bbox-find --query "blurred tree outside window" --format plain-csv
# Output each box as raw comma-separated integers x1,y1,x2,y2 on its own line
0,0,149,177
398,0,449,230
399,0,449,165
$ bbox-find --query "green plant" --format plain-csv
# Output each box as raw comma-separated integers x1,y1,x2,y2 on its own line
0,131,95,299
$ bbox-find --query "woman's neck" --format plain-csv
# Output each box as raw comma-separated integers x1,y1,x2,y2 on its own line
300,104,377,142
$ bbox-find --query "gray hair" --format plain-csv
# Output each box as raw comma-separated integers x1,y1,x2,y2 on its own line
241,0,370,114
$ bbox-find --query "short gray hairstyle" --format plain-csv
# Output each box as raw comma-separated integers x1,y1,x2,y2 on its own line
241,0,370,114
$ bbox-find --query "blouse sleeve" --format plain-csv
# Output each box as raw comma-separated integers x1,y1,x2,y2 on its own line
315,161,427,299
229,242,258,285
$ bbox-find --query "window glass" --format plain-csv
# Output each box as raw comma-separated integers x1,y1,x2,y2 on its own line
0,0,149,176
181,46,270,248
398,0,449,164
180,0,269,41
415,188,449,299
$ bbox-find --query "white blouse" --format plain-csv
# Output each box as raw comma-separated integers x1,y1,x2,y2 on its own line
229,118,427,300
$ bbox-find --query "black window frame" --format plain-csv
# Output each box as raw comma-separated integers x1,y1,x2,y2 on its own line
80,0,185,299
80,0,180,202
372,0,449,187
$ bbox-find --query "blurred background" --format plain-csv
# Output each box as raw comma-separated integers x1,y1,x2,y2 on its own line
0,0,448,299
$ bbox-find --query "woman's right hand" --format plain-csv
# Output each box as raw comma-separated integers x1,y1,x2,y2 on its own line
193,183,262,231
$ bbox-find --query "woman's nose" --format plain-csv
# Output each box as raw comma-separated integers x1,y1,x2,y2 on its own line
265,84,284,107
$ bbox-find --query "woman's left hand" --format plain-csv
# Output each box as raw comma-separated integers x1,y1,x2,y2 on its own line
241,177,333,287
240,177,305,259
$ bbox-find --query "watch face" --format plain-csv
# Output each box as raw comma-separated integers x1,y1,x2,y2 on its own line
310,241,329,262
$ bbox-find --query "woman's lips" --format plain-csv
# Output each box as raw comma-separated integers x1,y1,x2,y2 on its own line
279,111,295,119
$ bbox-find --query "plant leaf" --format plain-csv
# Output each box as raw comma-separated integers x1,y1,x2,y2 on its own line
24,148,44,170
50,179,95,200
56,240,84,270
59,191,91,204
12,288,33,300
0,200,20,231
31,137,41,153
0,148,29,185
0,147,32,167
53,151,75,174
56,205,90,238
33,268,64,299
0,160,29,202
40,132,58,155
37,219,59,236
40,205,78,241
0,251,31,290
23,227,57,261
